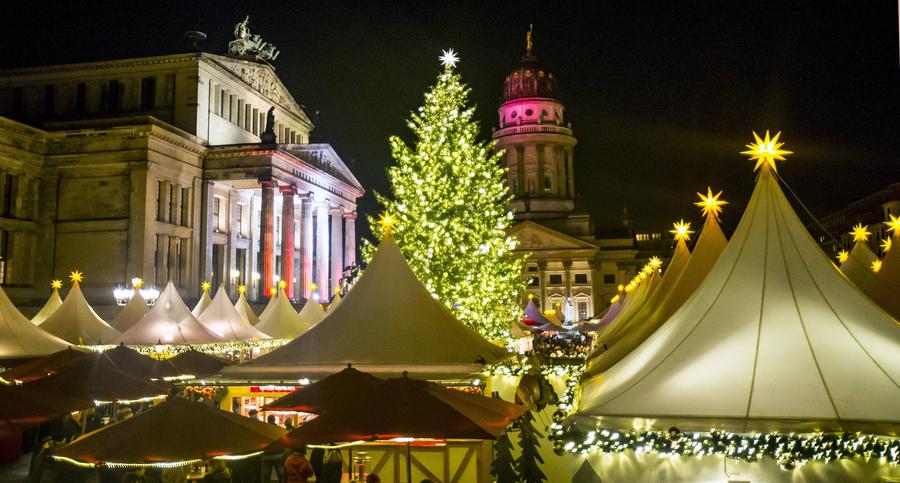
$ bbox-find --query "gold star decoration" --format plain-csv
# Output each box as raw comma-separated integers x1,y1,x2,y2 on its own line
886,214,900,235
694,187,728,218
741,130,792,172
237,284,247,295
131,277,144,289
871,259,882,273
69,270,84,284
649,257,663,270
617,284,625,292
333,286,341,295
850,223,871,243
50,279,63,289
269,287,278,296
278,280,288,290
200,281,212,292
670,219,695,242
527,293,534,300
310,282,318,292
881,237,892,254
378,211,398,236
836,250,849,264
610,294,620,304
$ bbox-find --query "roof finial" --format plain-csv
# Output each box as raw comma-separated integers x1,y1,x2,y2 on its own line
526,24,534,56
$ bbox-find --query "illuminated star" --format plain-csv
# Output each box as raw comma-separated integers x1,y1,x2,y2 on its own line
379,211,398,236
871,259,882,273
694,187,728,218
310,282,318,292
237,284,247,295
741,131,792,172
278,280,288,290
886,214,900,235
333,286,341,295
881,237,892,254
670,219,694,242
439,48,459,68
617,284,625,292
850,223,871,243
50,279,63,289
131,277,144,289
836,250,849,264
200,281,212,292
269,287,277,296
649,256,663,269
69,270,84,284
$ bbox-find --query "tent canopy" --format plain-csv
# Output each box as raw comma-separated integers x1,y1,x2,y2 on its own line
296,298,325,330
31,286,63,326
840,241,900,319
110,289,150,333
223,237,508,379
578,164,900,435
234,292,260,327
191,288,213,318
255,288,309,339
40,282,120,345
0,286,69,360
198,287,270,341
167,349,232,378
23,356,169,403
115,282,223,346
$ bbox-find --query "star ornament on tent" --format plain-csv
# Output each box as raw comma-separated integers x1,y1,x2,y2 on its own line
871,259,883,273
439,48,459,69
850,223,871,243
237,284,247,295
50,279,63,289
200,281,212,292
881,237,892,253
694,187,728,218
741,130,792,172
670,219,695,242
886,214,900,235
278,280,288,290
379,211,398,236
836,250,849,264
69,270,84,284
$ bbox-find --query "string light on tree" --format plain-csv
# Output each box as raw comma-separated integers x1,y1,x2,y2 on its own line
694,187,728,218
741,130,792,172
670,220,694,242
367,48,525,341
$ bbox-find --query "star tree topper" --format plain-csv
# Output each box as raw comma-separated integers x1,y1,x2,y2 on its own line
742,130,792,172
439,48,459,69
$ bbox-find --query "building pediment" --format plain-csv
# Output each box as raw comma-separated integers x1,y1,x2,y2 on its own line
281,144,364,193
204,54,311,126
510,220,597,251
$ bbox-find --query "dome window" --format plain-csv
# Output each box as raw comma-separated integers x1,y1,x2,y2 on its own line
525,109,534,117
510,111,517,118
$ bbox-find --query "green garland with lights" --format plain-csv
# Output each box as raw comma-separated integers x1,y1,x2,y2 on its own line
365,51,525,341
82,339,289,358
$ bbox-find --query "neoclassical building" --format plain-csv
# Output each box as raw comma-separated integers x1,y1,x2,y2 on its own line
494,33,637,320
0,51,363,308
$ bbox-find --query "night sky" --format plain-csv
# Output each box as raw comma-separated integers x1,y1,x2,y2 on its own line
4,1,899,238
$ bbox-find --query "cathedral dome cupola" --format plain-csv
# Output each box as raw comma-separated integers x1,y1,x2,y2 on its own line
502,26,559,102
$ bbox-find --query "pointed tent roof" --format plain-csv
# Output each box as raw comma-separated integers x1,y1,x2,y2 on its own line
254,288,311,339
198,287,270,341
596,270,661,342
31,285,63,326
523,299,552,326
191,287,213,317
0,286,68,359
234,292,260,326
587,213,728,375
257,290,279,321
327,291,343,312
40,279,120,345
578,164,900,435
840,241,900,320
223,237,508,379
110,289,150,333
876,231,900,296
590,295,624,329
297,299,325,329
114,282,223,345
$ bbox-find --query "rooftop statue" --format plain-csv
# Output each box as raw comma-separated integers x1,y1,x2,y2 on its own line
228,16,280,61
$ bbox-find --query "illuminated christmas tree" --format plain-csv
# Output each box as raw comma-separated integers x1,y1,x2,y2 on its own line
369,49,525,340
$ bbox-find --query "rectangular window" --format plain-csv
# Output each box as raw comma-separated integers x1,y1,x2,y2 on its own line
213,197,222,232
174,238,182,286
252,108,259,134
229,94,235,122
181,187,190,227
290,130,296,144
43,85,55,116
245,104,251,131
527,265,538,272
101,80,123,112
574,273,588,284
140,77,156,110
75,83,86,114
543,173,552,192
577,301,589,321
237,99,244,127
168,184,176,224
603,273,616,285
154,234,164,284
219,90,226,117
548,274,563,285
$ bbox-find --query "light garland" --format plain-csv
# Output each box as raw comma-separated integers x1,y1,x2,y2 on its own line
82,338,290,358
52,450,265,469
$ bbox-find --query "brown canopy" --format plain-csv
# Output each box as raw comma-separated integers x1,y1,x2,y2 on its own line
167,349,233,378
0,385,93,430
55,398,287,465
262,366,382,413
0,347,92,383
23,356,169,403
102,345,179,380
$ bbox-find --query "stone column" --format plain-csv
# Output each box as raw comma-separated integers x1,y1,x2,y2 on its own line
343,211,357,268
563,260,573,320
330,207,344,295
566,148,575,197
299,194,314,299
293,197,302,301
316,202,329,301
199,180,214,290
280,185,296,299
258,180,276,300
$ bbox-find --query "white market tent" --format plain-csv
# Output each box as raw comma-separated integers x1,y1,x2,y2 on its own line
254,288,313,339
257,290,279,321
233,291,260,326
0,286,69,359
222,236,509,379
191,288,213,317
115,282,223,345
197,287,269,341
875,223,900,299
578,159,900,435
40,278,120,345
31,283,63,326
327,291,342,312
587,212,728,375
840,239,900,320
110,289,150,333
597,269,660,340
296,298,325,330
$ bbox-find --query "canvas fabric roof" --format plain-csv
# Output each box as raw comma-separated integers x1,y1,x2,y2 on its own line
40,283,120,345
0,286,68,359
595,270,661,343
191,290,213,317
114,282,223,345
31,287,62,326
328,292,343,312
578,168,900,434
296,299,325,329
586,215,728,374
257,291,279,321
523,299,552,326
876,233,900,298
109,289,150,333
840,242,900,319
223,237,508,379
234,292,260,326
198,287,270,341
254,288,309,339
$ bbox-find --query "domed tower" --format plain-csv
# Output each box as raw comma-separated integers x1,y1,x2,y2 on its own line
493,27,590,237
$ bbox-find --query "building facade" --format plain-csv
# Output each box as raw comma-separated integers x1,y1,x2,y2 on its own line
0,52,363,308
807,182,900,257
494,34,637,320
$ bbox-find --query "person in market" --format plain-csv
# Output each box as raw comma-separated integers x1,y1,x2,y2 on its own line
260,445,285,482
283,446,314,483
205,459,232,482
121,467,146,482
318,450,343,483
